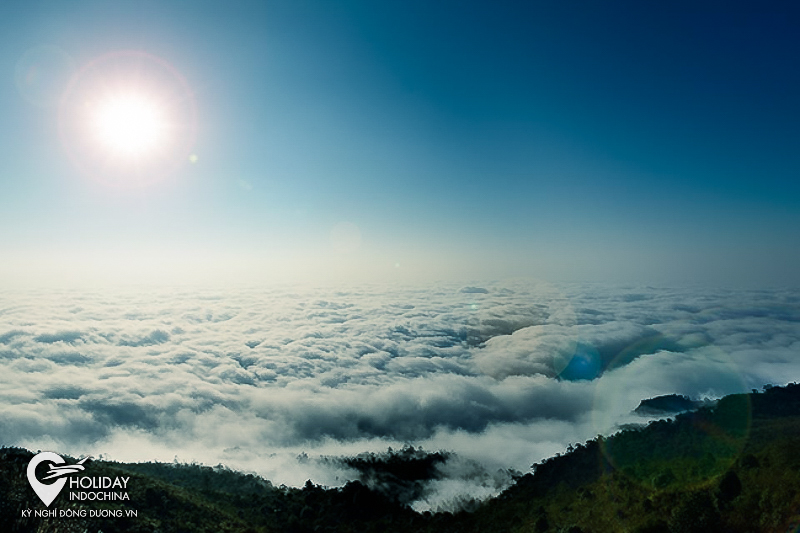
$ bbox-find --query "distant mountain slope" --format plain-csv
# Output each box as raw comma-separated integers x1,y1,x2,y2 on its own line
459,383,800,533
634,394,704,416
3,383,800,532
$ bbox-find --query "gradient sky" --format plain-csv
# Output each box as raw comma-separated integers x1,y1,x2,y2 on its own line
2,0,799,286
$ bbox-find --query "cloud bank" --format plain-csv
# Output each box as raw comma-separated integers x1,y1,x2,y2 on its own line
1,281,798,508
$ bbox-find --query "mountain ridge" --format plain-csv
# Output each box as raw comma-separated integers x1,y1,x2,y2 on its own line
3,383,800,532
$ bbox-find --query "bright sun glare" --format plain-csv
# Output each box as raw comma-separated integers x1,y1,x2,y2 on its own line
60,51,197,186
93,94,166,158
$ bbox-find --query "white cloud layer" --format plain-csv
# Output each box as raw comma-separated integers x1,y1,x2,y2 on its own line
1,281,798,508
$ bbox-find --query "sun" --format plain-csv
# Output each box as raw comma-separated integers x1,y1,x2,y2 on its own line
92,93,166,158
59,51,197,187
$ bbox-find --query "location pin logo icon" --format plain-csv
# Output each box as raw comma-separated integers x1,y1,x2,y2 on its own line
27,452,68,507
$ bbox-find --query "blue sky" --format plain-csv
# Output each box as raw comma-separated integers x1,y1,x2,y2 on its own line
2,0,799,286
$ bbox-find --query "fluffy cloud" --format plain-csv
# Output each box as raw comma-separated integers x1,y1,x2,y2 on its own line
0,281,798,507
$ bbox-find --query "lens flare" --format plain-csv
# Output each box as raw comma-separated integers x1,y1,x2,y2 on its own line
15,45,75,107
591,344,751,491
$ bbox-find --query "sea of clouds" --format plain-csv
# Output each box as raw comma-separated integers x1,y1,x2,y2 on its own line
1,280,799,510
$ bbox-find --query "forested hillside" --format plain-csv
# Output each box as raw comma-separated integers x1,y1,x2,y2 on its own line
3,383,800,532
